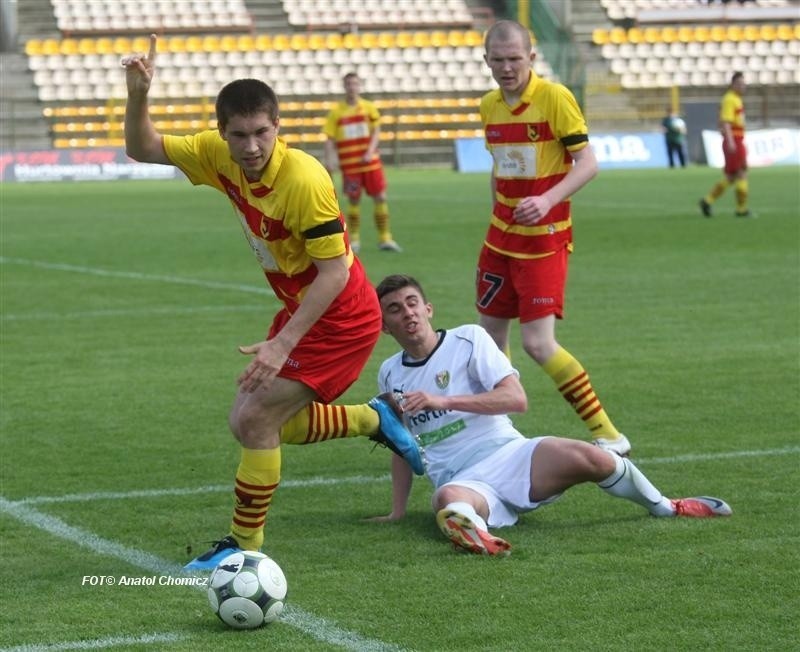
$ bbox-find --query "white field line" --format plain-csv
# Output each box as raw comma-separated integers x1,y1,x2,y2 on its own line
1,447,795,650
0,256,275,297
17,475,391,506
0,632,186,651
11,446,799,507
0,496,404,652
1,304,267,322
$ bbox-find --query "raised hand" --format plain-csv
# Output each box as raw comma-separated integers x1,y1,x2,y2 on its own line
121,34,157,96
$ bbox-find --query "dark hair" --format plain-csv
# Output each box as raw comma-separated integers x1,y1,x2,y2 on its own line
215,79,279,129
343,72,359,83
731,71,744,85
375,274,427,302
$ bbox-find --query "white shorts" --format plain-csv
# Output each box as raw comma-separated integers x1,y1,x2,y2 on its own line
435,436,561,528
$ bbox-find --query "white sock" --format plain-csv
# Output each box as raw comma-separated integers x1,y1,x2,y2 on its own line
445,501,488,531
597,455,675,517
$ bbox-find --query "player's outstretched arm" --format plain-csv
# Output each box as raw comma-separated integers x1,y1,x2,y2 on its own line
121,34,171,165
365,454,414,522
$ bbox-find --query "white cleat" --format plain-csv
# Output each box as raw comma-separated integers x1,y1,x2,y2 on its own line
378,239,402,253
593,433,632,457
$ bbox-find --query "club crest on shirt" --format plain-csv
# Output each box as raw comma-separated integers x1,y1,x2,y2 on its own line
435,370,450,389
527,124,539,141
259,216,270,239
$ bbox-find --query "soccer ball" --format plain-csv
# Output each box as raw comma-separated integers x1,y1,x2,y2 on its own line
207,551,287,629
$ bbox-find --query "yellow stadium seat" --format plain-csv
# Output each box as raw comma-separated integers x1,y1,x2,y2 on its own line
219,35,239,51
396,32,414,48
710,26,727,42
661,27,678,43
693,26,711,42
726,25,745,42
201,35,221,51
342,33,360,49
377,32,396,48
323,33,343,49
464,31,484,47
60,39,79,54
776,24,794,40
109,37,129,54
592,28,609,45
289,34,308,50
430,31,449,47
25,40,43,56
412,32,431,47
627,27,644,44
609,28,627,44
236,34,256,50
254,34,272,50
359,32,378,48
759,25,777,41
76,38,96,54
185,36,204,52
308,33,327,50
743,25,761,41
167,37,186,53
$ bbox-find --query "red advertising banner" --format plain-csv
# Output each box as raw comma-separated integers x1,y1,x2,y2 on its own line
0,148,180,182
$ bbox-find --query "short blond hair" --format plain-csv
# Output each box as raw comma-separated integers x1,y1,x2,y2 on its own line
484,19,532,53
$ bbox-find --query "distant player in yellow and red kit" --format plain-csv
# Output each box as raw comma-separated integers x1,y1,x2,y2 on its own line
476,20,631,456
699,72,752,217
323,72,401,253
121,35,422,571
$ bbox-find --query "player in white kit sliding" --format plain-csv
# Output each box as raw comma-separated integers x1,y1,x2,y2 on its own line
369,274,732,556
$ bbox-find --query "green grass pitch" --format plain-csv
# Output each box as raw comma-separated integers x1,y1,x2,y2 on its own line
1,164,798,650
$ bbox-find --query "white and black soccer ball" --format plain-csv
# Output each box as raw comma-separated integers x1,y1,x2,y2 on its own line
207,551,287,629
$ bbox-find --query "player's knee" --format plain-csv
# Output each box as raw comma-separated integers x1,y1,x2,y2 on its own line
580,444,617,480
432,485,467,511
521,337,556,364
229,404,276,448
555,439,615,481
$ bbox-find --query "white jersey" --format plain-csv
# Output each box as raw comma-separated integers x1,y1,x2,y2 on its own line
377,324,525,487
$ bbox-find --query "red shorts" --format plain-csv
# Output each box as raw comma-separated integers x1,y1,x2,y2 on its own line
723,138,747,176
476,246,568,322
267,267,381,403
342,167,387,202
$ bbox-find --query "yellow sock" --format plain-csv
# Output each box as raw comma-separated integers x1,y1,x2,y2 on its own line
734,179,748,212
541,347,620,439
230,447,281,551
347,204,361,242
374,201,392,242
706,179,729,204
280,403,379,445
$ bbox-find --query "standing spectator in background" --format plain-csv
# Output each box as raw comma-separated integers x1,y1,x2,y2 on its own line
475,19,631,457
323,73,401,253
699,72,752,218
661,105,687,168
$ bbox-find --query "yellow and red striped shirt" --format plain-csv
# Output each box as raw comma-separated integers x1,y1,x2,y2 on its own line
720,89,745,139
480,72,589,258
323,99,382,176
163,131,359,313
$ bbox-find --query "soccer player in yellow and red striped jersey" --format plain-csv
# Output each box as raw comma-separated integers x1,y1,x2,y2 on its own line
699,72,751,217
122,36,422,570
323,72,401,253
476,20,631,456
